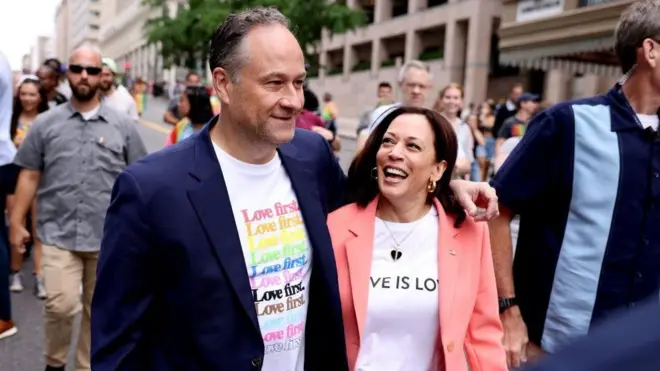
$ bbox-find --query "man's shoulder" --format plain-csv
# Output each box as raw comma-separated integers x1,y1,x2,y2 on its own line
541,95,610,122
124,137,196,190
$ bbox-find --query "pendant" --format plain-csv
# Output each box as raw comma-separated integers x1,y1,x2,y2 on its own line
390,249,402,261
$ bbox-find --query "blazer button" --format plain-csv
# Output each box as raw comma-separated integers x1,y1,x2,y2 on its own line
251,357,263,367
447,342,455,352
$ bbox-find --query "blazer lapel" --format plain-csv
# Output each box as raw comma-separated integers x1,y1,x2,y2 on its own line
345,198,379,340
187,121,259,332
278,143,338,289
434,199,461,342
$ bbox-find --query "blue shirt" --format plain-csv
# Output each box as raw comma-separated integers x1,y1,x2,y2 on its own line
491,84,660,353
0,51,17,166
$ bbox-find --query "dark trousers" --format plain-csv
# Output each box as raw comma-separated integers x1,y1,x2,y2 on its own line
0,163,19,321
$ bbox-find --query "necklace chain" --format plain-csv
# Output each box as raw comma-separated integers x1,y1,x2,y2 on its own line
381,218,423,261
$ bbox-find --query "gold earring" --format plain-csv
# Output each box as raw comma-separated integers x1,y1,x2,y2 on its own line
427,179,437,193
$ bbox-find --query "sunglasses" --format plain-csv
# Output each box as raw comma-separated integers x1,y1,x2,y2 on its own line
69,65,102,76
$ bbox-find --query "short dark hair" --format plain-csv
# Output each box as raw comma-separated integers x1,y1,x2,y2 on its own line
44,58,62,74
378,81,392,90
208,6,290,82
185,71,200,82
346,106,466,227
185,86,215,124
614,0,660,74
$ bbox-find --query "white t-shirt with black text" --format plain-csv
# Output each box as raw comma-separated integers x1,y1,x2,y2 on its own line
355,207,440,371
213,142,312,371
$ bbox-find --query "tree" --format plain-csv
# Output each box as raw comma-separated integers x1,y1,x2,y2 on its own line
142,0,365,71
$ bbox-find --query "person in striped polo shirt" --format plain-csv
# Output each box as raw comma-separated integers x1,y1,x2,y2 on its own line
489,1,660,369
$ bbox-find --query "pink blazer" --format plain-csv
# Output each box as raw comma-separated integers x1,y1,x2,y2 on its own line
327,198,506,371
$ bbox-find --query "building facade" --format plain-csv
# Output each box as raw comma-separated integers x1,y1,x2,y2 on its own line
33,36,55,67
307,0,506,120
100,0,184,82
498,0,631,103
55,0,69,62
68,0,102,51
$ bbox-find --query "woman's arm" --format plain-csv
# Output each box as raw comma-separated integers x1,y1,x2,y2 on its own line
465,224,507,371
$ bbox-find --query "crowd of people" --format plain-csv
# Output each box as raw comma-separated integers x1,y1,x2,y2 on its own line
2,1,660,371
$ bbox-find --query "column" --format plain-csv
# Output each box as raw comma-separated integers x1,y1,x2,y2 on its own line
443,19,467,86
408,0,426,14
371,39,386,75
463,11,492,106
404,30,422,63
319,49,328,80
343,43,355,78
374,0,393,23
543,69,570,104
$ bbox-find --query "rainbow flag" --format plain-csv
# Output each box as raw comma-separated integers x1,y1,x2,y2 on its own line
134,93,148,116
164,118,194,147
210,95,220,115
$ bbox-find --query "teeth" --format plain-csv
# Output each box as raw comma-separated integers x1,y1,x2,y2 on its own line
384,167,408,177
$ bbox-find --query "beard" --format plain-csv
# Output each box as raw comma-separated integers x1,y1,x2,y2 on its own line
71,83,99,102
99,81,112,92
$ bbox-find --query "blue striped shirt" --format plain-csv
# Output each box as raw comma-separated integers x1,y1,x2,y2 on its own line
491,84,660,353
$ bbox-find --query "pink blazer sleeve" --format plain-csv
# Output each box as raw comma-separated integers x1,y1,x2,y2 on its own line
464,224,507,371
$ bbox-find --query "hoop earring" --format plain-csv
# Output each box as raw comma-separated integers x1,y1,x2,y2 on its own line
371,167,378,180
427,179,437,193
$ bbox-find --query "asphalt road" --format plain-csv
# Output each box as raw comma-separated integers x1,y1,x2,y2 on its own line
0,96,356,371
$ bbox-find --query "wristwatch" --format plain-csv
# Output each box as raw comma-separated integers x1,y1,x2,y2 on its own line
499,297,518,313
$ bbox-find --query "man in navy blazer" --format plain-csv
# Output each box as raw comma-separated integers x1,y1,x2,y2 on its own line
91,7,499,371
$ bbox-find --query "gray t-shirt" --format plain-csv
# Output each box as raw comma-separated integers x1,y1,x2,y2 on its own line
498,115,528,140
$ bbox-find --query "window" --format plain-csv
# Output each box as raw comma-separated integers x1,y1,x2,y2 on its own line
90,24,100,30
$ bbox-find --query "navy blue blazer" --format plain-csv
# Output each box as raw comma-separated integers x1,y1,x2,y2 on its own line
91,119,349,371
524,295,660,371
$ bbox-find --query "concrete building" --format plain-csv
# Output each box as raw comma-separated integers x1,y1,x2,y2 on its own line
69,0,102,51
33,36,55,66
21,53,32,74
100,0,184,82
307,0,508,120
498,0,630,103
55,0,69,62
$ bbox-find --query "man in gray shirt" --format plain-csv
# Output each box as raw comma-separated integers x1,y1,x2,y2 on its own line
9,46,147,371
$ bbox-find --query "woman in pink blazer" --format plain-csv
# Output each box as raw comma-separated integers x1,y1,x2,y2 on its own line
328,106,506,371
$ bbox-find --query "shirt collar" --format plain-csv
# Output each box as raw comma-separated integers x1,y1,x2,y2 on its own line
65,100,109,122
606,83,655,132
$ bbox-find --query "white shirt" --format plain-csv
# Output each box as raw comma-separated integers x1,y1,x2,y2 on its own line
637,113,659,131
213,142,311,371
103,85,139,122
356,207,440,371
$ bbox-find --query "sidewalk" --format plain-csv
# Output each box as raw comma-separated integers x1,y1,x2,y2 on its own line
337,117,360,140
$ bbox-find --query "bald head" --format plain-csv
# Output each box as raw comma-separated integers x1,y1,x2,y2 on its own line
67,46,103,102
69,46,102,67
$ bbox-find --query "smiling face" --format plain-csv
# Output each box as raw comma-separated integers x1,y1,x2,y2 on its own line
440,86,463,117
375,113,447,204
213,23,306,146
18,81,41,112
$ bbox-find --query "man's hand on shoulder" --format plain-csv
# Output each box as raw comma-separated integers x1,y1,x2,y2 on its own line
449,180,499,221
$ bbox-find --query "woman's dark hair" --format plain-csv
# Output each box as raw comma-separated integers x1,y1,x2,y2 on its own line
346,106,466,227
303,87,319,112
185,86,214,124
10,79,49,140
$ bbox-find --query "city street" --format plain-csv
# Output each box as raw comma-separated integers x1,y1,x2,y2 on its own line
0,96,356,371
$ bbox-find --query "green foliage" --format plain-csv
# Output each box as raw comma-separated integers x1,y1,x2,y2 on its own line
142,0,365,70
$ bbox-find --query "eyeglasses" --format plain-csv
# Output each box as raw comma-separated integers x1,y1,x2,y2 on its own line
69,65,102,76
